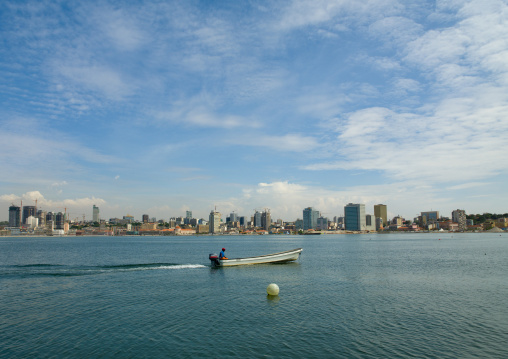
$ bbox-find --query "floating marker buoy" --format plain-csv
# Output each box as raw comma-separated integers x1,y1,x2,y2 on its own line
266,283,279,296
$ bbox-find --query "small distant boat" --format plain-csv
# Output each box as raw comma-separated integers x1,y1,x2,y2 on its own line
209,248,302,267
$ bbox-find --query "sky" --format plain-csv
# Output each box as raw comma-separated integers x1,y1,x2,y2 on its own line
1,0,508,223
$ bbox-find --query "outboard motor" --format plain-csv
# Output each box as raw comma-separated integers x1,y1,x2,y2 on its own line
209,253,220,267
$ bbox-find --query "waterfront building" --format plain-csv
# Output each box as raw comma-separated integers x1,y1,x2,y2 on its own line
452,209,467,231
392,216,403,226
303,207,319,230
295,219,303,231
46,212,54,224
197,224,209,234
254,211,262,228
374,204,388,226
209,210,221,234
317,217,329,230
375,217,384,230
344,203,366,231
37,210,46,227
26,215,39,228
365,214,376,231
123,215,134,223
421,211,439,224
55,212,65,230
261,210,271,231
230,212,238,223
23,206,36,225
9,205,21,227
93,205,100,222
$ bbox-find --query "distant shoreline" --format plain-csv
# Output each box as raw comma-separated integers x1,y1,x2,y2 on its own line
1,230,505,239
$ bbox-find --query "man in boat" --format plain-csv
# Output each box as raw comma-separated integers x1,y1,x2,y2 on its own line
219,248,228,260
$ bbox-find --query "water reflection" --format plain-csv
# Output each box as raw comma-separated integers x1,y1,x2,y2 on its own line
266,294,280,305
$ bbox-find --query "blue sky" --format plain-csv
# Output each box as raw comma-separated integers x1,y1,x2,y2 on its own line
1,0,508,222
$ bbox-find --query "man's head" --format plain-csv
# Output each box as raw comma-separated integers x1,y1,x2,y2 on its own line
222,248,226,251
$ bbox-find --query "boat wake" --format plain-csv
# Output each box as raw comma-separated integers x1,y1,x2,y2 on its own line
1,263,207,278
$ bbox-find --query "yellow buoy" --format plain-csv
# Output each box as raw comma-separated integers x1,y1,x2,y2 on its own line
266,283,279,296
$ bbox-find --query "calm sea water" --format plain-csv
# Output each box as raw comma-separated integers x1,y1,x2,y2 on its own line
1,233,507,358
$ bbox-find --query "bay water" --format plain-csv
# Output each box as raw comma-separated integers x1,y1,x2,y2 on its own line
1,233,507,358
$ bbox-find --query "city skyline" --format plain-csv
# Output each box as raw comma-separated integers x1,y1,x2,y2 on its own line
4,201,486,227
1,1,507,222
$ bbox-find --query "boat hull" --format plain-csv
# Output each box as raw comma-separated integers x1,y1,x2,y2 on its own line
215,248,302,267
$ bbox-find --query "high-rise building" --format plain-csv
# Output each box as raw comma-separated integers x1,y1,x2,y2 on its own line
55,212,65,230
9,205,21,227
344,203,366,231
254,211,262,228
93,205,100,222
37,210,46,227
230,212,238,223
317,217,328,230
46,212,54,223
374,204,387,226
452,209,467,231
365,214,374,229
186,211,192,219
26,216,38,228
22,206,36,225
421,211,439,224
142,214,149,223
261,210,271,231
303,207,319,230
209,210,221,234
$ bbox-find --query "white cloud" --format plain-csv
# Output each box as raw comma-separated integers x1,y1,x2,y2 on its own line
52,181,68,187
57,64,134,101
230,134,321,152
153,94,261,129
0,194,19,202
446,182,489,190
232,180,455,221
306,98,508,183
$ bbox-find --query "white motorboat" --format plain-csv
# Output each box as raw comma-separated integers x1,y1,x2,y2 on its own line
209,248,302,267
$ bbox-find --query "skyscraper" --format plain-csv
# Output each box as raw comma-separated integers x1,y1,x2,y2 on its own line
254,211,262,228
317,216,328,230
303,207,319,230
93,205,100,222
230,212,238,223
344,203,366,231
261,210,271,231
374,204,387,226
9,205,21,227
142,214,149,223
22,206,36,225
209,210,221,234
55,212,65,230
